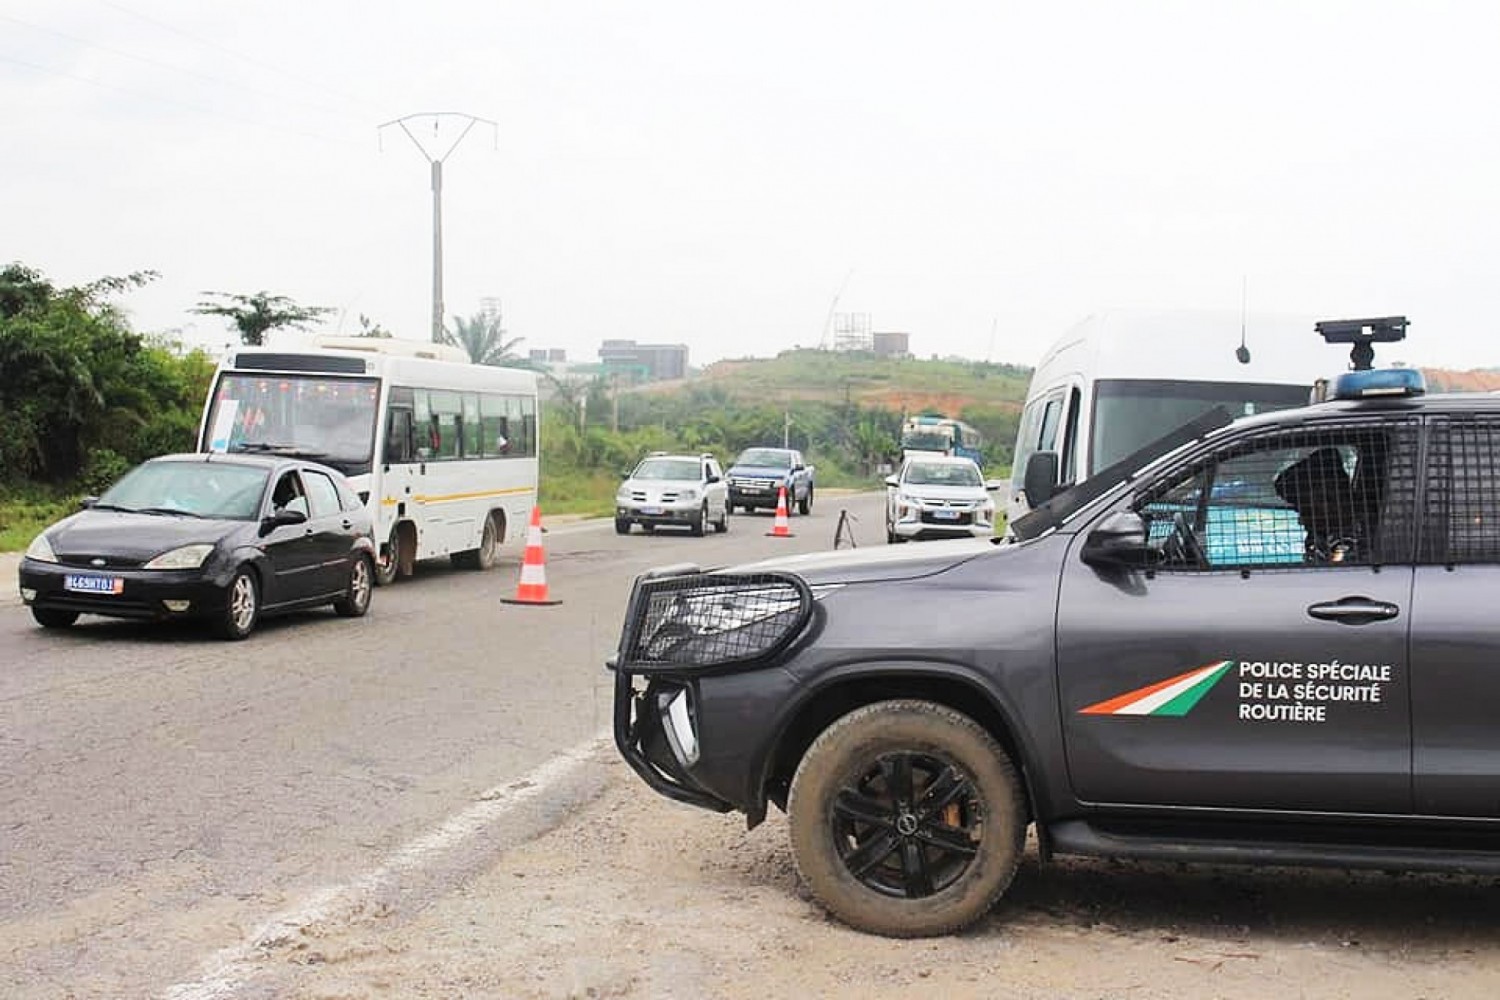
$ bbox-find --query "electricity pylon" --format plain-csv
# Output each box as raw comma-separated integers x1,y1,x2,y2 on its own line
379,112,497,342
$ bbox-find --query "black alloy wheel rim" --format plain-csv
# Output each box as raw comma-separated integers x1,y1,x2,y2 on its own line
830,750,984,899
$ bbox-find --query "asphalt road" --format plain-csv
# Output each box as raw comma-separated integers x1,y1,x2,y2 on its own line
0,490,894,998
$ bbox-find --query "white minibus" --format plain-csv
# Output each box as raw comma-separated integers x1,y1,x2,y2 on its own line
198,337,539,584
1009,310,1333,522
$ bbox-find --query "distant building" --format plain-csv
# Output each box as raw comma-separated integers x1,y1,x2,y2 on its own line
528,348,569,364
872,331,911,359
598,339,688,382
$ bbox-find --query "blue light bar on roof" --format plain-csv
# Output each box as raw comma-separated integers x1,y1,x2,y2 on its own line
1332,367,1426,400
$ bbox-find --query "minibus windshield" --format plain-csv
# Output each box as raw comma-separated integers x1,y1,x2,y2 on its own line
1090,379,1310,474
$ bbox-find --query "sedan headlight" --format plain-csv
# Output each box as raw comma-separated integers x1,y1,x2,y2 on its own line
143,544,216,570
25,533,58,563
620,572,816,672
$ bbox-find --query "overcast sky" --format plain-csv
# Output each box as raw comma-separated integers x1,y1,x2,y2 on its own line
4,1,1499,370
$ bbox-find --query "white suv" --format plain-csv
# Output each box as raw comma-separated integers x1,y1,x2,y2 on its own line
885,454,1000,542
616,453,730,536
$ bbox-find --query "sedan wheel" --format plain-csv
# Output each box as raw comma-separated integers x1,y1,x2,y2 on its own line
334,554,374,617
216,568,260,641
32,607,79,629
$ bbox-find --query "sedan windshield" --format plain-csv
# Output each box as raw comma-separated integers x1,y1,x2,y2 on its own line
634,458,701,480
100,462,269,520
905,463,982,487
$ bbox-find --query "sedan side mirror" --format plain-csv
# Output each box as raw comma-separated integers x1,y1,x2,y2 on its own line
1081,511,1153,568
264,508,309,530
1023,451,1060,508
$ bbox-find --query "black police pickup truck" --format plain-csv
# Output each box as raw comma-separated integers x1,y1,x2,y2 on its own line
610,330,1500,937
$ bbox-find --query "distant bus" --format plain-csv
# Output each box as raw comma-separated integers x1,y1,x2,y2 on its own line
198,337,539,585
900,415,983,464
1008,310,1332,523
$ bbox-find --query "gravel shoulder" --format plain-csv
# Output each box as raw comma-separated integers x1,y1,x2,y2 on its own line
256,753,1500,1000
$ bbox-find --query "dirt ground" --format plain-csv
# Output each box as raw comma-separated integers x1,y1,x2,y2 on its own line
243,753,1500,1000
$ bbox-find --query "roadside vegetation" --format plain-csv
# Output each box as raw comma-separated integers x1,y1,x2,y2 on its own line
2,260,1033,546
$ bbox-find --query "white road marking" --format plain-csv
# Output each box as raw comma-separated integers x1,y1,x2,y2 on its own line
164,732,610,1000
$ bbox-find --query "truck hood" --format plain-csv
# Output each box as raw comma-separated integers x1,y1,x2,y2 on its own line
730,537,999,585
892,483,990,504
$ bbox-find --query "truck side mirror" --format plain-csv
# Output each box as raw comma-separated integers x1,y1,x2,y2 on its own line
1023,451,1060,508
1081,511,1153,568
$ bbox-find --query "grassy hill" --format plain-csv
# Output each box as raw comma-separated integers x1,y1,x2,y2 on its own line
643,349,1500,410
637,349,1034,415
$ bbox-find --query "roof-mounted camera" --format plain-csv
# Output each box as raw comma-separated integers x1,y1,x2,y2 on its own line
1315,316,1408,371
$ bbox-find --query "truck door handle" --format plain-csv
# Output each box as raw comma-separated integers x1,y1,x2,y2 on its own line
1307,597,1400,625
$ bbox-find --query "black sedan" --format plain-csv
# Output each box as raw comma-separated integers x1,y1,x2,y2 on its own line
18,453,377,640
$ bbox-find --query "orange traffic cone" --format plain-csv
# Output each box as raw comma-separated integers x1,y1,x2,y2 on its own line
765,485,795,538
502,506,562,605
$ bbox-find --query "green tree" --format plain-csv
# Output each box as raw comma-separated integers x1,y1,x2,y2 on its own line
0,264,201,483
443,308,525,366
192,290,332,346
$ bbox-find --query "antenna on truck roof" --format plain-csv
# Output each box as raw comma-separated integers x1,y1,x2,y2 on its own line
1235,276,1251,364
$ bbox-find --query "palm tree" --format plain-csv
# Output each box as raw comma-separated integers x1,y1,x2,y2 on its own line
443,308,525,366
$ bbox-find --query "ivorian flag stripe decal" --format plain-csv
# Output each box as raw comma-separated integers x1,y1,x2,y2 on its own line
1079,661,1234,716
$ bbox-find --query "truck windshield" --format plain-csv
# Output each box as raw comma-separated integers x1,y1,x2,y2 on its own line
736,449,792,468
1090,379,1310,475
203,373,380,474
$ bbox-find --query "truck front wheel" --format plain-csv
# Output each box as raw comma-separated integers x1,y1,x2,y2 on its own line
798,487,812,516
787,699,1026,937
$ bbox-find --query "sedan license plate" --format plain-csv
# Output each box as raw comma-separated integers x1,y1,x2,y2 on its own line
932,509,961,521
641,506,664,516
64,574,124,595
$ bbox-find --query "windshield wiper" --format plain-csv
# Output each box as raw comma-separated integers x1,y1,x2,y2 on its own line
230,442,331,460
135,506,205,518
88,502,138,513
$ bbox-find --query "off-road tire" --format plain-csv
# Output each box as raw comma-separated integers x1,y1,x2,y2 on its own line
798,488,813,516
333,554,374,617
788,699,1026,938
715,503,729,533
615,518,631,535
691,503,707,537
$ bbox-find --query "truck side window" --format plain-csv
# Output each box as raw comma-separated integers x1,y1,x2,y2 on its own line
1422,416,1500,564
1137,423,1417,570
